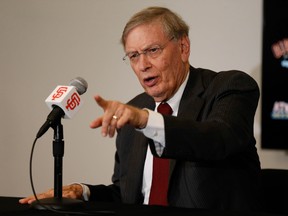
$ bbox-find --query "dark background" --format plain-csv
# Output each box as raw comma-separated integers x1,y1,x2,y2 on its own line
261,0,288,149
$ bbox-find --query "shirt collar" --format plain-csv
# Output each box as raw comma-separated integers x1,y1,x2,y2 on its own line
156,71,190,116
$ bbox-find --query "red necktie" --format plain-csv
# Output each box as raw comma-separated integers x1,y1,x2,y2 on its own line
148,102,173,206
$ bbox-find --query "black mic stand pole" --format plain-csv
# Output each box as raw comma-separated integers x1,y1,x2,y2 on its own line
31,118,84,210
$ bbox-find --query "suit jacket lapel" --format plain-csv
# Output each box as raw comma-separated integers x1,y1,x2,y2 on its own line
123,99,155,202
168,66,205,182
178,66,205,119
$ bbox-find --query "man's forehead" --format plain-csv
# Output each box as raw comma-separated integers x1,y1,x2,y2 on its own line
125,23,166,50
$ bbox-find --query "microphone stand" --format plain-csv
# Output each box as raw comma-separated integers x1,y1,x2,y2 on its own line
31,118,84,210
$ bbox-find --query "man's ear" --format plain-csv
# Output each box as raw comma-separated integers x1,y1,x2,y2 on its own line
180,36,190,61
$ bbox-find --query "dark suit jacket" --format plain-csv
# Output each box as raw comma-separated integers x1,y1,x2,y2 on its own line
87,66,261,211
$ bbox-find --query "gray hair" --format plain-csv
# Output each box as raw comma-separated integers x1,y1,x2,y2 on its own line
121,6,189,47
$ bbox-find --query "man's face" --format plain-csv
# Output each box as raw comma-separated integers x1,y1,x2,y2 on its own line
124,21,190,102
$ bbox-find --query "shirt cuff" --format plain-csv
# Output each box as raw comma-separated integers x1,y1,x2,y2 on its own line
71,183,90,201
138,109,165,156
141,109,165,143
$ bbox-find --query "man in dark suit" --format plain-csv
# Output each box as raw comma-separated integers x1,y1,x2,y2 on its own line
20,6,261,211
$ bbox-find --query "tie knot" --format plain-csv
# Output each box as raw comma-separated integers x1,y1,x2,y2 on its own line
157,102,173,115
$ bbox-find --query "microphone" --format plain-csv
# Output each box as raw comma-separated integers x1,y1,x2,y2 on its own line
36,77,88,138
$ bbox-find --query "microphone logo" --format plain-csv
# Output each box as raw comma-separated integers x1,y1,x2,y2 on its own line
66,93,81,111
46,85,83,119
52,86,68,100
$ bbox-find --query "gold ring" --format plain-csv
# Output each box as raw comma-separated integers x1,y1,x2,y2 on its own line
112,115,118,120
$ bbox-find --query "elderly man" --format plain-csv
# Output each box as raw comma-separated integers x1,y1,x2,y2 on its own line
20,6,261,211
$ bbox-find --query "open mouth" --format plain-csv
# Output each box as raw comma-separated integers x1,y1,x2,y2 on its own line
144,76,158,87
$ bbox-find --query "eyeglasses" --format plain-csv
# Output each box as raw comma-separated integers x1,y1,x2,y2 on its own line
123,37,175,64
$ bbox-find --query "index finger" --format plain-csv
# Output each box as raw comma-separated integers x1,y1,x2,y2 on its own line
94,95,108,109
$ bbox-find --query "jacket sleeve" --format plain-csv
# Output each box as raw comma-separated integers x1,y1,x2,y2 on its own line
85,183,121,202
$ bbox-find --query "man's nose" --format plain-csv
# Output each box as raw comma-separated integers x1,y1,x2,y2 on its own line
137,54,151,71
